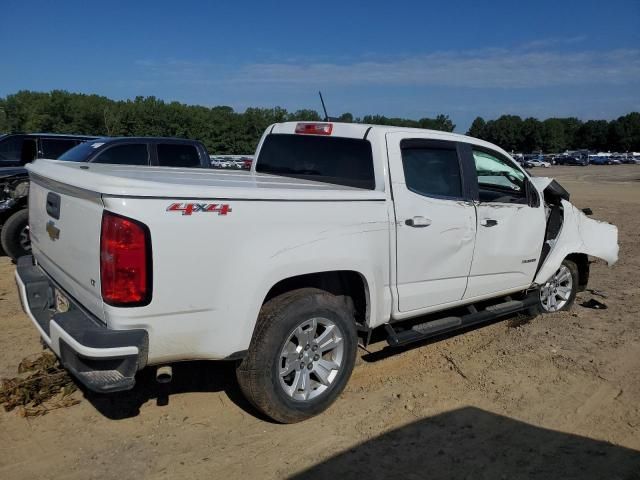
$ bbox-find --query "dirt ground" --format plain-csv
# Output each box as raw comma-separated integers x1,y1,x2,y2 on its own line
1,165,639,479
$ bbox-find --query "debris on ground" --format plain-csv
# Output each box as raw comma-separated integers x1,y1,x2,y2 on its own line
442,352,469,380
0,352,80,417
587,289,609,299
580,298,608,310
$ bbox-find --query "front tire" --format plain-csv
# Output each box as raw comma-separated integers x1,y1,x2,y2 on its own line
237,288,358,423
533,259,579,314
1,208,30,261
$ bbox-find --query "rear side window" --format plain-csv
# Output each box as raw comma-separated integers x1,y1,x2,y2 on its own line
157,143,200,168
401,142,463,199
0,136,22,161
256,134,375,189
41,139,79,159
92,144,149,166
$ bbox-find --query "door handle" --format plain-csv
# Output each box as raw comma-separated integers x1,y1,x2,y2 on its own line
405,216,432,228
480,219,498,227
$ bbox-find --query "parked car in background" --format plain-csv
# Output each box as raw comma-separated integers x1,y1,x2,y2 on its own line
1,136,210,260
0,133,96,167
524,159,551,168
556,156,588,166
1,133,97,259
241,157,253,170
590,156,610,165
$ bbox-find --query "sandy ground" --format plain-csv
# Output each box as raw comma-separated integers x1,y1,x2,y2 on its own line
0,165,639,479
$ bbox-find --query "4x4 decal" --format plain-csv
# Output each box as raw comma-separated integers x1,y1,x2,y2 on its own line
166,203,232,216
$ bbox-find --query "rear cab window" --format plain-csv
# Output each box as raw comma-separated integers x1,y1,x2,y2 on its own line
157,143,201,167
256,134,375,190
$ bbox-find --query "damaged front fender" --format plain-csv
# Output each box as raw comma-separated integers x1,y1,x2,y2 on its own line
534,199,619,285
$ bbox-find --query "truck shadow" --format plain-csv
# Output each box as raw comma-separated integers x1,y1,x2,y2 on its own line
289,407,640,480
82,360,274,422
83,312,539,421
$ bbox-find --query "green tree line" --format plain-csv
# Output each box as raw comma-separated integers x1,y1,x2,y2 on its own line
0,90,638,154
467,113,640,153
0,90,455,154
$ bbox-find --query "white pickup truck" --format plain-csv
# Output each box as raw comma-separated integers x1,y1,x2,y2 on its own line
15,122,619,423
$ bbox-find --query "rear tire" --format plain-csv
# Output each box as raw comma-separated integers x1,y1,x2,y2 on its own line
1,208,30,261
237,288,357,423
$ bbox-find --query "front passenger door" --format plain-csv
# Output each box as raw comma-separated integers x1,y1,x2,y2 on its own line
464,147,546,299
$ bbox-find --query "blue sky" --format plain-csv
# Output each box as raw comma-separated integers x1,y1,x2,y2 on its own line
2,0,639,131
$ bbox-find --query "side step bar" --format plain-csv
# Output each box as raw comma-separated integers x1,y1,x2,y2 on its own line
385,294,538,347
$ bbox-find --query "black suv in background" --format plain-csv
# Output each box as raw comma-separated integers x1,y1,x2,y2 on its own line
0,133,97,166
57,137,210,167
1,133,97,259
1,136,211,260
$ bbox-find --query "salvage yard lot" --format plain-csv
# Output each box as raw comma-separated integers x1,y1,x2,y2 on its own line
1,165,639,479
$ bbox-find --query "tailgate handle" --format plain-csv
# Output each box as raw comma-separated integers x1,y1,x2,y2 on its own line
46,192,61,219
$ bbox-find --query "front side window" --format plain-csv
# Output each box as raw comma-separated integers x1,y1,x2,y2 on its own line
92,144,149,166
157,144,200,167
41,139,79,159
473,149,527,204
401,143,463,199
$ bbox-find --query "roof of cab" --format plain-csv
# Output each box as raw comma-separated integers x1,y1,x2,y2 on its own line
269,121,515,160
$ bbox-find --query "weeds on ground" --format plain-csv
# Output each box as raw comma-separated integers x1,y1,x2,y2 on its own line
0,352,80,417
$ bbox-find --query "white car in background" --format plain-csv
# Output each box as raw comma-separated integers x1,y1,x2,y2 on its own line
526,159,551,168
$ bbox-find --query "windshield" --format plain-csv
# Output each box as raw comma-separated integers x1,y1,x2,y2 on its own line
57,140,106,162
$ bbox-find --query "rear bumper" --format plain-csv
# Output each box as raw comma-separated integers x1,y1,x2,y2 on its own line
14,255,148,393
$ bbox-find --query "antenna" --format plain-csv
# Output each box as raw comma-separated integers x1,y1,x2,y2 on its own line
318,91,329,121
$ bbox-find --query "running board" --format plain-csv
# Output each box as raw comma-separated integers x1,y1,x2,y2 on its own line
385,294,538,347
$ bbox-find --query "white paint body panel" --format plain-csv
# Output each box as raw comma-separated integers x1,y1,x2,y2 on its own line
24,123,619,364
465,202,546,298
386,131,476,312
534,200,619,284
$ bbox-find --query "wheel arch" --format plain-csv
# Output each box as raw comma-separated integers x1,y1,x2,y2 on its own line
262,270,371,327
565,253,589,292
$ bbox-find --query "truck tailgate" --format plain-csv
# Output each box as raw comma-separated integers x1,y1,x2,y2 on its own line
28,173,105,322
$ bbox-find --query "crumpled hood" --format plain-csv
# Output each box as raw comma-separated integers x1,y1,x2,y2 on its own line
534,199,619,284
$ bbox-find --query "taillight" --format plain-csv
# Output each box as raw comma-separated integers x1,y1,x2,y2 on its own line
100,211,152,306
295,122,333,135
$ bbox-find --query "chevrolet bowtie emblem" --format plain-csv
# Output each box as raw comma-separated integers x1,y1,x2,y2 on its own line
46,221,60,241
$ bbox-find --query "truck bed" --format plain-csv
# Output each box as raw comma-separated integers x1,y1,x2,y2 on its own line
28,160,387,201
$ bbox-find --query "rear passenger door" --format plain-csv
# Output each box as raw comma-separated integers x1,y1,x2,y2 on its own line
387,133,477,313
